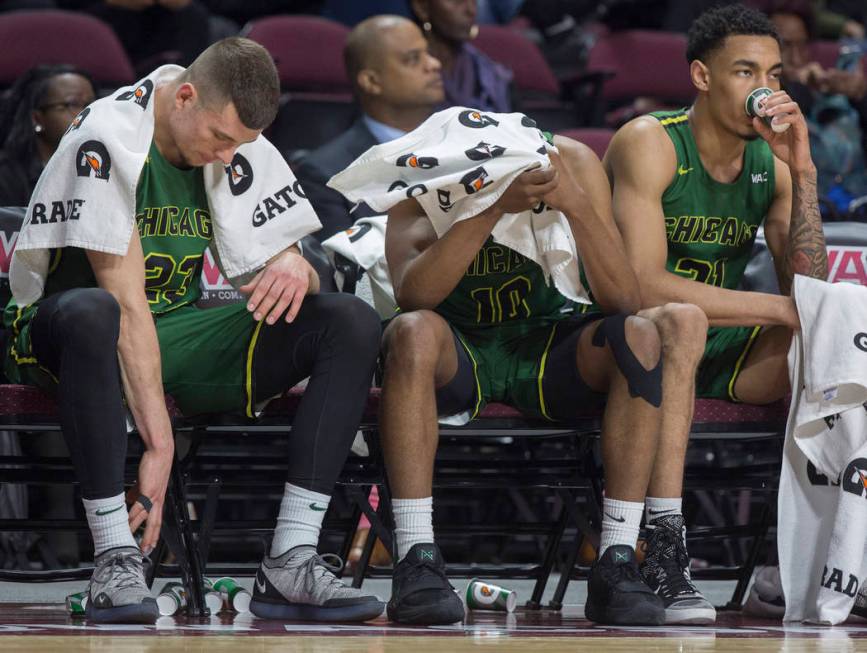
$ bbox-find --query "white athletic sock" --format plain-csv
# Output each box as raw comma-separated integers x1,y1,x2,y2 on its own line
392,497,434,561
83,493,136,556
598,497,643,557
270,483,330,557
645,496,683,524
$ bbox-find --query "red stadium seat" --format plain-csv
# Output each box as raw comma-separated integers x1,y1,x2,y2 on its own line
586,30,694,104
243,15,351,93
556,127,615,159
0,10,134,87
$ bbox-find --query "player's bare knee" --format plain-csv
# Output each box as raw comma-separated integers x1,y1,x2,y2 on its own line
623,316,662,371
382,310,446,374
658,303,708,361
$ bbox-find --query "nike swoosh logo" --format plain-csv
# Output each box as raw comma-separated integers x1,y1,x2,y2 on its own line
648,509,676,516
95,505,124,516
309,503,327,512
677,164,693,175
604,512,626,523
255,573,266,594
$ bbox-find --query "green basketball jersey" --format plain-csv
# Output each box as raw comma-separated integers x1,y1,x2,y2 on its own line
652,109,775,290
435,238,571,334
16,140,212,315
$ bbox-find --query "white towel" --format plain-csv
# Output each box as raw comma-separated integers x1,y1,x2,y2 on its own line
10,65,321,306
778,274,867,624
321,216,397,319
327,106,590,304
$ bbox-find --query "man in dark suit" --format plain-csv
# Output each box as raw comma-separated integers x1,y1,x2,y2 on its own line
296,15,444,241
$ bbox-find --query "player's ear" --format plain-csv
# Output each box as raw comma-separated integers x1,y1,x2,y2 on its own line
690,59,710,92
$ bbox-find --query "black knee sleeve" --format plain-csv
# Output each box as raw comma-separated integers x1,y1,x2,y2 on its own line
592,314,663,407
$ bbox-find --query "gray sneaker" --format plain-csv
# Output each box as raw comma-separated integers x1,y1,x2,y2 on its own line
250,546,384,622
640,515,717,625
86,546,158,624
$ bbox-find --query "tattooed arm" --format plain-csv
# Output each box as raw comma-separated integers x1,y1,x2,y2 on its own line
755,91,828,296
764,157,828,296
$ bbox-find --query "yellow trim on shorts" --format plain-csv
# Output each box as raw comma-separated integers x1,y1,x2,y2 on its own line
659,114,688,126
454,331,483,420
536,322,560,421
244,318,266,418
9,306,58,383
727,326,763,402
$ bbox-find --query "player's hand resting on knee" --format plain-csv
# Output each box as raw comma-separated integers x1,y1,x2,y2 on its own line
240,247,319,324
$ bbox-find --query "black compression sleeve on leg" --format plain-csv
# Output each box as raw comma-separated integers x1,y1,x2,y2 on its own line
591,313,663,407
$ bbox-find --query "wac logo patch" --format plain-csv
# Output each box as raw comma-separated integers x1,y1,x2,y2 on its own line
75,141,111,180
396,153,438,169
458,110,499,129
116,79,154,109
65,107,90,135
460,166,493,195
226,153,254,196
465,141,506,161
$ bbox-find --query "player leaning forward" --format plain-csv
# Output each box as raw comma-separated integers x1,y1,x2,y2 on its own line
4,38,384,624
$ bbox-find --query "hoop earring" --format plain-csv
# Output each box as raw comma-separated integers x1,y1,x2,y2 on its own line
469,24,479,39
423,21,431,32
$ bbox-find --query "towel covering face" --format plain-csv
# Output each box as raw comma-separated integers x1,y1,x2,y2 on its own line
327,107,590,304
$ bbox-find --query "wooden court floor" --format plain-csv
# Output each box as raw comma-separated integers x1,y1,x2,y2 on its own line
0,605,865,652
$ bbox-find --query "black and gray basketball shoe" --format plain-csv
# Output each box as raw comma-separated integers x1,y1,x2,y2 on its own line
86,546,158,624
387,543,464,625
250,546,384,621
640,514,716,625
585,544,666,625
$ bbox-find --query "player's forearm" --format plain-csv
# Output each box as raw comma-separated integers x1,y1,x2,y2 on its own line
564,207,641,314
395,208,501,310
780,167,827,295
116,302,174,453
642,271,799,328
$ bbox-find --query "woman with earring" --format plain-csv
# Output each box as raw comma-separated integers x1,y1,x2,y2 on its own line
411,0,514,112
0,65,97,206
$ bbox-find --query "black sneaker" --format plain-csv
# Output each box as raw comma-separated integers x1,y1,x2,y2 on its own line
640,514,716,625
852,583,867,620
387,543,464,624
585,544,665,625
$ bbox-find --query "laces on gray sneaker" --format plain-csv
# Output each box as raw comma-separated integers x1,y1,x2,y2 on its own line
89,548,150,605
642,519,700,599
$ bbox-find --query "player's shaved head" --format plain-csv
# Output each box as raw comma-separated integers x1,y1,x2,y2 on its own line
344,15,415,91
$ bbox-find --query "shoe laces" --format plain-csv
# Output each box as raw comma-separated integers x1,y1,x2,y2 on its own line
598,555,644,586
401,559,453,590
93,551,144,591
301,552,347,595
643,525,696,597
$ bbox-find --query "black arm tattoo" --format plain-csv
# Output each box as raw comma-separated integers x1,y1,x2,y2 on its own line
779,172,827,296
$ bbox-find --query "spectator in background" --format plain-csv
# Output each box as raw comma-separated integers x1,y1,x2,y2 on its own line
0,65,96,207
411,0,513,112
812,0,865,40
296,15,444,241
56,0,212,69
766,0,867,216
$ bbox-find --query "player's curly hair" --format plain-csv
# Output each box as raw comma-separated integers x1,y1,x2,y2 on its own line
686,4,780,64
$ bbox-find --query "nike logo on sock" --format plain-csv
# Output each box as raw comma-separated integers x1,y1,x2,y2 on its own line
95,505,124,516
648,509,676,516
308,503,327,511
604,512,626,523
